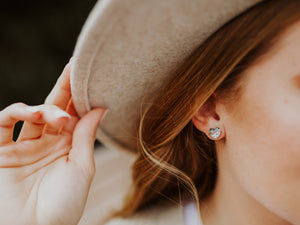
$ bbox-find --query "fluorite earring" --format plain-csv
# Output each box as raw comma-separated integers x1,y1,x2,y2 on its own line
209,127,221,139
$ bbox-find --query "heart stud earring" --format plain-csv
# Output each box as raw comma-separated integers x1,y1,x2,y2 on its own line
209,127,221,139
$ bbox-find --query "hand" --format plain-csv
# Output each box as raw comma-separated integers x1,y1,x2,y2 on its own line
0,60,106,225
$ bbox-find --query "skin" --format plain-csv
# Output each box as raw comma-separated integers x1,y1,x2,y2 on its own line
0,18,299,225
0,60,106,225
192,21,300,224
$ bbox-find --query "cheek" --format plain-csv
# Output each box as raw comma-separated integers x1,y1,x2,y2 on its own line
224,94,300,221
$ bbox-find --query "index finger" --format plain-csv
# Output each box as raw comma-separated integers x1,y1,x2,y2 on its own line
44,58,73,109
17,58,74,142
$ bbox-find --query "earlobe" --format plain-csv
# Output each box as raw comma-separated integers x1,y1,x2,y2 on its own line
192,117,224,141
209,127,221,139
193,122,225,141
192,96,225,141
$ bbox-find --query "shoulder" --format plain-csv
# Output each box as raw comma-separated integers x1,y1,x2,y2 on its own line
104,202,185,225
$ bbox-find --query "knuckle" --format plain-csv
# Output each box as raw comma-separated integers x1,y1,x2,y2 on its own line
5,103,27,113
11,102,26,109
0,102,26,115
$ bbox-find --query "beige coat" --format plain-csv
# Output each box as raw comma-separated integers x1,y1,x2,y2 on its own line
104,202,185,225
78,146,185,225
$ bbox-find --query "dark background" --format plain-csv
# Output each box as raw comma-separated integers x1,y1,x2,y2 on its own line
0,0,98,140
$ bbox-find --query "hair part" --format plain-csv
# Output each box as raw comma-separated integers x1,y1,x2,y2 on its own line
110,0,300,220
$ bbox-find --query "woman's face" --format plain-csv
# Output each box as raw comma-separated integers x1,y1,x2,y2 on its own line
220,21,300,223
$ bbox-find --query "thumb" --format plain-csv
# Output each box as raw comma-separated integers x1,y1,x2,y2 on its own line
69,108,107,178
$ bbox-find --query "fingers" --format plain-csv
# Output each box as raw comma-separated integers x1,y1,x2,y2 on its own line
44,59,72,108
0,134,71,168
0,103,41,145
69,108,107,180
23,104,72,140
0,103,72,144
19,58,73,141
61,99,79,134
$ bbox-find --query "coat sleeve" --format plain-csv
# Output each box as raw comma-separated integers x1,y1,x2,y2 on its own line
78,145,184,225
78,145,136,225
103,202,185,225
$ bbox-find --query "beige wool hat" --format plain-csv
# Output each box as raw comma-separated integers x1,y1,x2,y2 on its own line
70,0,263,153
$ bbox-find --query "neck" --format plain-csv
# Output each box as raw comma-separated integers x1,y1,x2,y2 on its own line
199,146,292,225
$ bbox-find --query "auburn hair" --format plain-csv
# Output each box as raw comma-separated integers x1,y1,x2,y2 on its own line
111,0,300,219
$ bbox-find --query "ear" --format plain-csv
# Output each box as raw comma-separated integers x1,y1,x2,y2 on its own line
192,95,225,140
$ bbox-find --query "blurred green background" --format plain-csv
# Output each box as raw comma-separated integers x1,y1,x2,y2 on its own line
0,0,98,141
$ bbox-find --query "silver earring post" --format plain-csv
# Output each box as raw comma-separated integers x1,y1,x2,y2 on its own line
209,127,221,139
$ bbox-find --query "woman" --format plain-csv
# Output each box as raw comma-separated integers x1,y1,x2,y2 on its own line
0,0,300,224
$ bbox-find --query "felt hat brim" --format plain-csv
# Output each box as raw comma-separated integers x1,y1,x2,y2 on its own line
70,0,262,153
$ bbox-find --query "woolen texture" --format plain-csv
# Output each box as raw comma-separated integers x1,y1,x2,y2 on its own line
104,202,185,225
78,146,135,225
70,0,262,153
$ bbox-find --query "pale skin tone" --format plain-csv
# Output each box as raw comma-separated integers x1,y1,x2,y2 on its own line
0,59,106,225
192,21,300,225
1,19,300,225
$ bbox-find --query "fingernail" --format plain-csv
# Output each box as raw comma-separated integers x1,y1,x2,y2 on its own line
54,109,72,119
26,106,40,113
100,109,109,123
69,56,74,63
